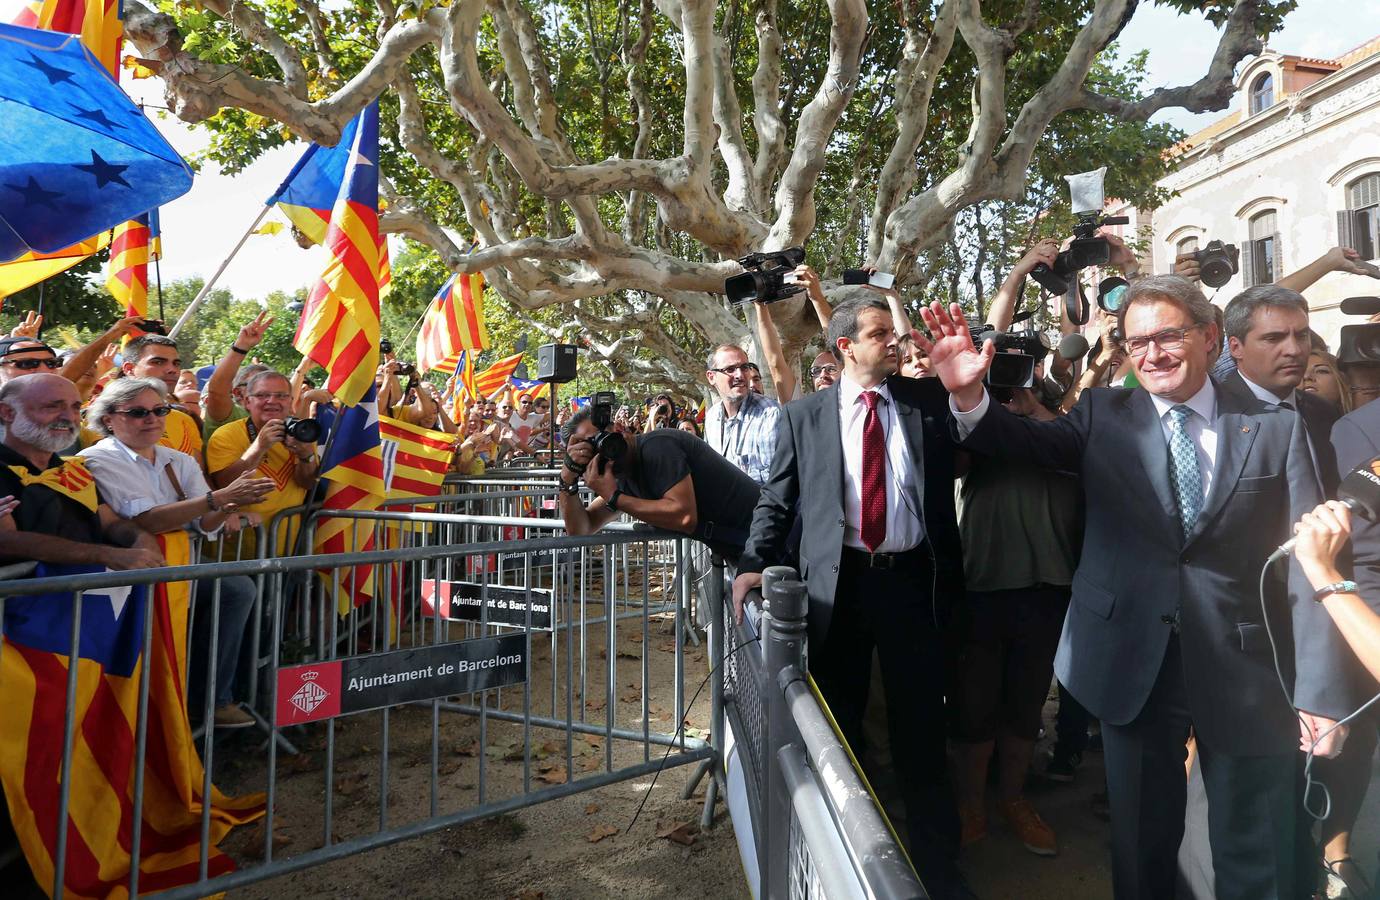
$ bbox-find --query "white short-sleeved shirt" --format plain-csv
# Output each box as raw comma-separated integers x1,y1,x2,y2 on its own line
80,436,221,536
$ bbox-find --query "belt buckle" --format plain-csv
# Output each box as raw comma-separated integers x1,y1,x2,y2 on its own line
869,551,894,570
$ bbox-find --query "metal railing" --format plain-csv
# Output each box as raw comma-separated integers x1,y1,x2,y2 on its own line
719,565,927,900
2,457,923,900
0,515,716,899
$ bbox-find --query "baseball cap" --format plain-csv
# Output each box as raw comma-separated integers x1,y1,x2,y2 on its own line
0,336,56,359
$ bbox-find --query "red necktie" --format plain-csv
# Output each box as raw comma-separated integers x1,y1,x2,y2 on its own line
860,390,887,551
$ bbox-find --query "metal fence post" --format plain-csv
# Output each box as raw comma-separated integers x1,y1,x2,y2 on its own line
762,565,806,900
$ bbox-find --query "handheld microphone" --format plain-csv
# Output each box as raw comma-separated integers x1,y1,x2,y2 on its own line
1268,457,1380,563
1057,333,1090,361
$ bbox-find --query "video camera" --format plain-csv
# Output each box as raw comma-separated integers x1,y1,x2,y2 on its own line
1339,297,1380,367
1028,168,1129,302
586,390,628,472
724,247,806,304
971,326,1050,400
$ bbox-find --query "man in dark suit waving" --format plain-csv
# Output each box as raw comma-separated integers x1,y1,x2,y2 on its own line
916,276,1355,900
734,295,964,898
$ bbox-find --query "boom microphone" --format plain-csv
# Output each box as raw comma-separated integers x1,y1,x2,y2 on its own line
1057,333,1090,361
1268,457,1380,563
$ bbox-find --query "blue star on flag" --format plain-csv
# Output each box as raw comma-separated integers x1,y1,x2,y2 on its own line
6,177,62,209
73,150,131,189
21,51,73,85
69,104,124,131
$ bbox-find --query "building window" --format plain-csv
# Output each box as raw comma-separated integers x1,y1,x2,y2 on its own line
1250,73,1274,114
1244,211,1278,286
1339,173,1380,261
1176,236,1199,259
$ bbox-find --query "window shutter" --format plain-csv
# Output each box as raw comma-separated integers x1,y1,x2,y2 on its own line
1272,231,1283,281
1241,238,1256,286
1339,209,1356,251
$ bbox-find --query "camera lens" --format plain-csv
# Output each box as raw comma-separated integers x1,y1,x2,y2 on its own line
1199,260,1233,289
285,417,322,443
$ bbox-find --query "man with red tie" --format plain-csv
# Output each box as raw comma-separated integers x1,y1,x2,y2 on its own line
734,295,965,899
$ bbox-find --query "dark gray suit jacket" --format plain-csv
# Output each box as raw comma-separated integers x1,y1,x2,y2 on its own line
962,384,1356,754
1217,369,1342,493
738,376,962,644
1332,401,1380,613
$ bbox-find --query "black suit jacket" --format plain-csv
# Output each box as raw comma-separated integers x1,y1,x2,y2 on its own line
1218,369,1342,493
961,384,1356,754
739,375,962,644
1332,402,1380,609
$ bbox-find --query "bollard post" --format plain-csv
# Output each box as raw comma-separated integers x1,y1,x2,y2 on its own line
761,565,807,900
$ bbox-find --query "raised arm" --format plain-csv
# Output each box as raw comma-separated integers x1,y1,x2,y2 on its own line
58,316,144,384
206,311,273,422
795,265,832,332
986,240,1058,332
751,301,798,402
1278,247,1379,294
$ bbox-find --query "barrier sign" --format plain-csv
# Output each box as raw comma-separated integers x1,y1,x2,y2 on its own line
420,579,553,630
275,632,528,725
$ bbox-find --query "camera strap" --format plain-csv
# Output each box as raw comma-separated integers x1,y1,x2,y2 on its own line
1062,279,1089,326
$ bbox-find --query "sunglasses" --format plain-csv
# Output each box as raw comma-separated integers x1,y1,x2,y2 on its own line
113,405,172,419
1,357,61,370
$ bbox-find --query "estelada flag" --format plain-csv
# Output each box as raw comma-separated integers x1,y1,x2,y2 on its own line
0,531,263,898
379,414,452,501
314,385,385,614
281,103,383,406
508,376,549,403
415,271,488,375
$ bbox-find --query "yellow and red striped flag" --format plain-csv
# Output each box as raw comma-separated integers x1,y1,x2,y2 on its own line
380,415,452,500
315,386,386,614
377,233,391,300
105,212,158,321
415,271,488,375
474,352,524,399
13,0,123,76
290,104,383,407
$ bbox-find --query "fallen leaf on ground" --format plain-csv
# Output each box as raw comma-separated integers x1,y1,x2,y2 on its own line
616,649,640,660
334,771,368,797
586,698,606,712
657,641,677,653
533,740,560,760
650,704,672,721
587,824,619,843
536,764,568,784
455,739,480,757
620,687,640,703
584,802,600,815
239,822,292,860
438,759,462,776
656,821,699,846
683,725,708,741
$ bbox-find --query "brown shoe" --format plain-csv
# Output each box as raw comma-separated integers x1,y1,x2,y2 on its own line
214,703,255,729
959,806,987,848
1001,797,1057,857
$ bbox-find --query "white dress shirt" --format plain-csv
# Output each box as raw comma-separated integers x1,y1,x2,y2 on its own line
951,379,1219,500
838,374,924,552
79,437,222,536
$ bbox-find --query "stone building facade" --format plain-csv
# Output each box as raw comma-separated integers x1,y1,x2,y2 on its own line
1144,37,1380,345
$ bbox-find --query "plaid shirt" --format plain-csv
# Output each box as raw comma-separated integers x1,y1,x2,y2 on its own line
705,392,780,486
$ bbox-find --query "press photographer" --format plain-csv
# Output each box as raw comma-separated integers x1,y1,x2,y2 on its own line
555,394,760,563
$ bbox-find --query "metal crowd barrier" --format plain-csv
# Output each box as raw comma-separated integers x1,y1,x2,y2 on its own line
0,523,717,899
721,566,926,900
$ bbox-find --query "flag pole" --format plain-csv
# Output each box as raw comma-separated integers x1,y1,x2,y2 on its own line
167,204,270,339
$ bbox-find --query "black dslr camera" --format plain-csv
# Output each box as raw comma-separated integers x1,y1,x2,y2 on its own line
1190,240,1240,289
1029,211,1131,297
585,391,628,473
1339,297,1380,366
971,326,1049,401
283,416,322,443
724,247,806,304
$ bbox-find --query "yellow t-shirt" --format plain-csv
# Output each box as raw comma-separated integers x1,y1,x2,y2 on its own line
205,419,308,559
160,408,204,460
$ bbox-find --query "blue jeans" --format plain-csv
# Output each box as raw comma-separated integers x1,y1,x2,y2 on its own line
188,574,257,709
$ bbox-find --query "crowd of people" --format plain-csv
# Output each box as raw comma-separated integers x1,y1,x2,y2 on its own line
2,230,1380,898
555,237,1380,900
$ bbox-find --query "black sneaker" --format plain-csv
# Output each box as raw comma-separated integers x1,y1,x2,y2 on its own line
1042,750,1081,783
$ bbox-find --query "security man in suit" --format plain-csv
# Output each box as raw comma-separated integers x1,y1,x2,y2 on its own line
916,276,1356,900
733,295,964,899
1218,284,1342,492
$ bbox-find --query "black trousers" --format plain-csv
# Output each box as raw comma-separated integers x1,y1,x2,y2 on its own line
811,547,960,896
1101,634,1309,900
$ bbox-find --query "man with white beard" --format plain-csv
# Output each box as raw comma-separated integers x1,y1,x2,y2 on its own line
0,374,162,569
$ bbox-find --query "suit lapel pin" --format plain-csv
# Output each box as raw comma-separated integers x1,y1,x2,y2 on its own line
1241,426,1250,433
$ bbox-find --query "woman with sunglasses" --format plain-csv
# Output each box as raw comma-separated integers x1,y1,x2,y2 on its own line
80,377,274,728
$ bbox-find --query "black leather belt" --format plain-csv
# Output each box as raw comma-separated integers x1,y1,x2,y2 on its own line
841,545,925,570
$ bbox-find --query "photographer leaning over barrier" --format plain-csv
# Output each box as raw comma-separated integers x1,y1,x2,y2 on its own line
206,369,319,559
80,377,273,729
556,403,761,564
